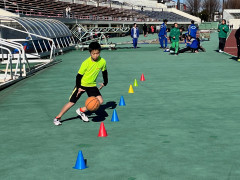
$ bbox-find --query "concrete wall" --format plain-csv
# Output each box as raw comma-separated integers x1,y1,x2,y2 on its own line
0,9,19,17
229,19,240,29
223,9,240,29
223,10,235,22
167,8,201,24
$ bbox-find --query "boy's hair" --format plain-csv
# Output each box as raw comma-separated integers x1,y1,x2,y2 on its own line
133,23,136,26
191,20,194,24
89,42,101,52
163,19,168,23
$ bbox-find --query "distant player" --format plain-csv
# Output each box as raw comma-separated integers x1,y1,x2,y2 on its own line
170,23,180,55
131,23,139,49
218,19,229,53
187,20,198,38
151,25,154,34
158,19,168,49
179,35,200,53
53,42,108,126
143,23,148,37
235,26,240,61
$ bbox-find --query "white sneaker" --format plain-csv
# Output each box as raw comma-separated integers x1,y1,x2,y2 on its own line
76,108,89,122
53,118,62,126
219,50,223,53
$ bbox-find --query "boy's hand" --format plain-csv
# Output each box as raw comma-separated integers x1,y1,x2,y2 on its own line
98,83,104,90
76,88,85,97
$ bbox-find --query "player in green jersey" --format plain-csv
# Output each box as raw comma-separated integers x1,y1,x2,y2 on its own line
170,23,181,55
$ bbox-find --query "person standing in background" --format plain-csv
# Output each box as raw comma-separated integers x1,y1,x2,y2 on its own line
218,19,229,53
158,19,168,49
143,23,148,37
235,26,240,61
131,23,139,49
65,6,71,18
170,23,180,55
151,25,154,34
187,20,198,38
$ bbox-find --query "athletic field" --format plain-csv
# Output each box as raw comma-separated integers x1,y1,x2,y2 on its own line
1,32,240,180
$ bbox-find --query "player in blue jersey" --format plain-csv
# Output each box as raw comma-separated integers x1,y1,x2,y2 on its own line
179,35,205,53
131,23,139,48
187,20,198,38
158,19,168,49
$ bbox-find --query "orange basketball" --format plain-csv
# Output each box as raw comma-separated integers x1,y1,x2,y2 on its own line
85,96,100,112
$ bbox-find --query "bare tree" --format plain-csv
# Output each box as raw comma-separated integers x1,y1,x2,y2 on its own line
202,0,220,21
224,0,240,9
185,0,201,16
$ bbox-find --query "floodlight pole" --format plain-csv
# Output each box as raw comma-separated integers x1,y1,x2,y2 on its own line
4,0,6,10
222,0,225,19
177,0,180,10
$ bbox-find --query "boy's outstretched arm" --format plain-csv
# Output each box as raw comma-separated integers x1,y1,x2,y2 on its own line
99,70,108,90
76,73,85,96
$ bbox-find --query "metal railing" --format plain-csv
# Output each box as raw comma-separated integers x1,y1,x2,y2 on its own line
0,23,58,83
0,38,26,81
0,24,56,59
71,24,130,45
0,46,13,80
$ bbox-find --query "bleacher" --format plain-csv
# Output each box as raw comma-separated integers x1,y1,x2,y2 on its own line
110,0,160,8
0,0,150,21
93,0,196,22
136,10,192,22
111,0,123,6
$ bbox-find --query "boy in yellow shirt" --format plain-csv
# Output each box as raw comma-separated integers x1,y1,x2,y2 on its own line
54,42,108,125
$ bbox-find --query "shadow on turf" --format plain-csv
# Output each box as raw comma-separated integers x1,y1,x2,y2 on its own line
116,47,141,49
61,101,117,123
229,57,239,61
116,46,163,52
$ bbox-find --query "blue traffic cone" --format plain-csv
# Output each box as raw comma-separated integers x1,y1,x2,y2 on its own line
73,151,87,170
119,96,126,106
111,109,119,122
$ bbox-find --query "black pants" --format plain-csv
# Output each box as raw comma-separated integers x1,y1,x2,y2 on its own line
179,46,197,53
198,44,205,52
237,39,240,59
179,46,191,53
219,38,226,51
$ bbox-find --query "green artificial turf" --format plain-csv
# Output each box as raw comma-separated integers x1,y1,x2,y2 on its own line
1,32,240,180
